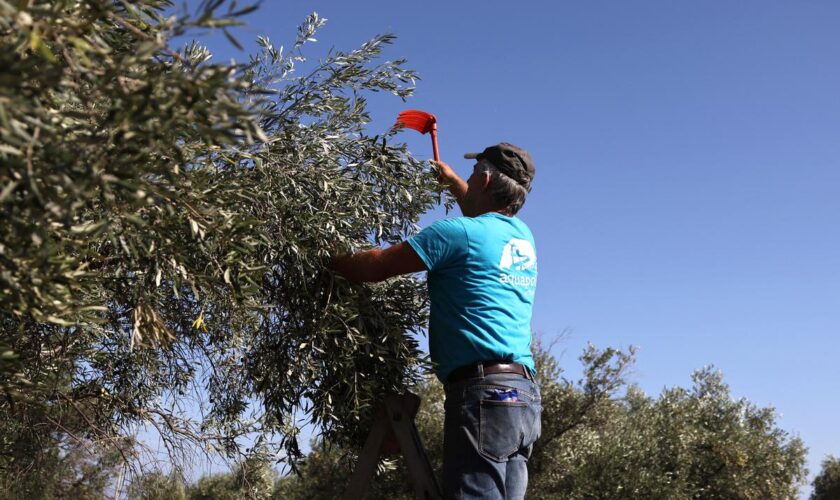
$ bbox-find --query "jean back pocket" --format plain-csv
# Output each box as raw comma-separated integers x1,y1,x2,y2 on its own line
478,399,530,462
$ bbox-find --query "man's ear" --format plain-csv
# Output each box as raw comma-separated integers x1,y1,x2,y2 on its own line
480,171,492,191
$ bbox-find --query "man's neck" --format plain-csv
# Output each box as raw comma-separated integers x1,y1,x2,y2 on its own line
470,208,513,218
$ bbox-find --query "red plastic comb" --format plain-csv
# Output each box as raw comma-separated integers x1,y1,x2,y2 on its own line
395,109,440,161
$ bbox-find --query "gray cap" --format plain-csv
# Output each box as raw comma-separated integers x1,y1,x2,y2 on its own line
464,142,535,190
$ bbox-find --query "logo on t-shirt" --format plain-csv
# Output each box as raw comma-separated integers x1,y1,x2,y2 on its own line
499,238,537,272
499,238,537,287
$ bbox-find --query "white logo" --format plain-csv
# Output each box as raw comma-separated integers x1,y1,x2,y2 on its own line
499,238,536,272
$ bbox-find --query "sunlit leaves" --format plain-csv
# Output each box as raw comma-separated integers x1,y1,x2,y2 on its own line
1,0,445,481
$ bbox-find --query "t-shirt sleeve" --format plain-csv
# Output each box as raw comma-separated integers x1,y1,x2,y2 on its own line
406,218,468,272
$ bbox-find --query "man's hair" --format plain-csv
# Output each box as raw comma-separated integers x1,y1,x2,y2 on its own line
477,160,531,215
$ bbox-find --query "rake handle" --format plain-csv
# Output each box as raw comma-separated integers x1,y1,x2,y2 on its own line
430,123,440,162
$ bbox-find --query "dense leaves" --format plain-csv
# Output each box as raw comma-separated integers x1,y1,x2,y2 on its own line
533,367,807,499
1,0,444,486
0,437,128,499
811,455,840,500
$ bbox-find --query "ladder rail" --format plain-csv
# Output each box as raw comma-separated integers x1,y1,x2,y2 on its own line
342,392,442,500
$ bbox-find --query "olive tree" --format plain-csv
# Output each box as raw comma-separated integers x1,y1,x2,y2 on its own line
1,0,444,488
529,367,807,499
811,455,840,500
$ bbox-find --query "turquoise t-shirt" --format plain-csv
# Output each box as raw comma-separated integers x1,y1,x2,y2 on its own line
407,212,537,382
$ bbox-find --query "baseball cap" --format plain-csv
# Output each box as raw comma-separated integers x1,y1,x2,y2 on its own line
464,142,536,190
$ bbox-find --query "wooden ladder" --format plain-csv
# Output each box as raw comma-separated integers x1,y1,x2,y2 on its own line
343,392,442,500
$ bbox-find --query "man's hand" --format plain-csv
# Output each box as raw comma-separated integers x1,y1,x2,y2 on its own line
329,241,427,283
432,159,458,185
432,160,468,214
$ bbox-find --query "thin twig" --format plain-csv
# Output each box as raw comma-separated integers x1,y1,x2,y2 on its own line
25,126,43,205
106,11,186,65
43,415,97,458
60,393,131,465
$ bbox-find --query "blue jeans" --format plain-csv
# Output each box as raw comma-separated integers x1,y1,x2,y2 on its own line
442,372,542,499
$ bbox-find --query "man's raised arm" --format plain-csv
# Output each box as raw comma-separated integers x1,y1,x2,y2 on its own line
432,160,469,215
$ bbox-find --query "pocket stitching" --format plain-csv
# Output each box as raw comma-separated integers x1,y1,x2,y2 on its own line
478,399,527,461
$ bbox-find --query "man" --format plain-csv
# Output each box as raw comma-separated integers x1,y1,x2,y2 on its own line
330,142,540,500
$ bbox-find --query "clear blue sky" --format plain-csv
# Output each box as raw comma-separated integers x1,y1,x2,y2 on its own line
197,0,840,492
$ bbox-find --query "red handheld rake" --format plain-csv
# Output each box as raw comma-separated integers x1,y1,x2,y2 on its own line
395,109,439,162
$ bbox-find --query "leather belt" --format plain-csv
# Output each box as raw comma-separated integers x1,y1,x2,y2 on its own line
447,361,531,384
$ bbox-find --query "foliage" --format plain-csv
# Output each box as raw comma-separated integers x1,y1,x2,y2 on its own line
126,471,186,500
528,340,636,480
272,377,447,500
127,458,274,500
0,437,126,499
184,457,275,500
273,343,807,500
1,0,444,489
811,455,840,500
533,366,807,499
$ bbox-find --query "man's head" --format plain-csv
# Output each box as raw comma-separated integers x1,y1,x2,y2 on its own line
463,142,536,216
